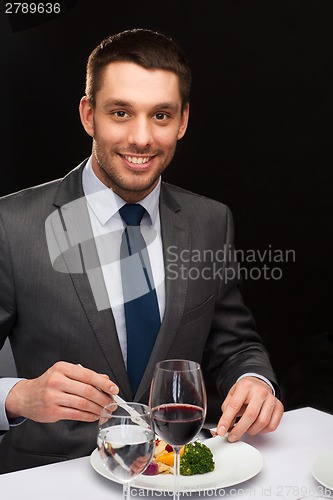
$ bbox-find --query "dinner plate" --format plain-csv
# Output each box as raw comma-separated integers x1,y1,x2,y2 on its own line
90,435,264,492
312,450,333,491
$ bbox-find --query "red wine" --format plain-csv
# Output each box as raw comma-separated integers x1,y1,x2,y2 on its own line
152,404,205,445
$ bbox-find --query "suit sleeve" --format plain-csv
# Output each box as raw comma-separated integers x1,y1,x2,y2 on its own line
0,209,20,432
0,210,17,349
204,206,280,400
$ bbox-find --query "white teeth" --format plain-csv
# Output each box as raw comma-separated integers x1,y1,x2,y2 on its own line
125,156,150,165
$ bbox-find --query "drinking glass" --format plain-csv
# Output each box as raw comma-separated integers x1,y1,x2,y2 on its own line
149,359,207,500
98,402,155,500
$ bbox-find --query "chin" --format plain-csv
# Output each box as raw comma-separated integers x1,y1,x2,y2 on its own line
122,175,159,193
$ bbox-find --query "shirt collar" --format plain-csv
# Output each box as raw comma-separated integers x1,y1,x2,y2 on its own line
82,156,161,226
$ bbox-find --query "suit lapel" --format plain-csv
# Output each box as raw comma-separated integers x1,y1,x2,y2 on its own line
136,183,191,400
51,160,132,399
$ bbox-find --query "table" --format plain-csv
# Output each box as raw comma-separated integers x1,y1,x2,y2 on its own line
0,407,332,499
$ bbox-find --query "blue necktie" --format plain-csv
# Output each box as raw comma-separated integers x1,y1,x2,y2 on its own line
119,204,161,395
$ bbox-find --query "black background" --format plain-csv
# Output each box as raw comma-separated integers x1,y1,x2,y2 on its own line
1,0,332,413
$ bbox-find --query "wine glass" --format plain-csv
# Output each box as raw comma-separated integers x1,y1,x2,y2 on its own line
97,402,155,500
149,359,207,500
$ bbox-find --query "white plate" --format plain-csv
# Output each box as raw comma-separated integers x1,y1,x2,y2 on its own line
90,436,264,492
312,450,333,491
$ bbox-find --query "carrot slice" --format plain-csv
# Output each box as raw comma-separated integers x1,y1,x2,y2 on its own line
157,446,185,466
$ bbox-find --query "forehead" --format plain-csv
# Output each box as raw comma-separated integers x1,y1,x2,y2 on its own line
96,61,182,108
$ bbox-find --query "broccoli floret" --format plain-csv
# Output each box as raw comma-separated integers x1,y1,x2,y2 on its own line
180,441,215,476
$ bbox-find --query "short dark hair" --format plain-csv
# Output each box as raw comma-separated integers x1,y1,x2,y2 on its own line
85,28,191,111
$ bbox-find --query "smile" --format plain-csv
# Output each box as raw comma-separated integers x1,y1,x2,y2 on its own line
123,155,151,165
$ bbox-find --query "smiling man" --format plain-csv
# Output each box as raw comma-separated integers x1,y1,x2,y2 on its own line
0,29,283,473
80,60,189,202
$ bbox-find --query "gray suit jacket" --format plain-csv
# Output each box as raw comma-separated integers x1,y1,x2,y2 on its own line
0,159,278,472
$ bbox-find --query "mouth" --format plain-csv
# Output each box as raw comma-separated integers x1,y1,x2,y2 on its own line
120,154,155,171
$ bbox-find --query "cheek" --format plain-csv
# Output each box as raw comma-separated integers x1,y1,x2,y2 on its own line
155,129,180,150
94,121,125,144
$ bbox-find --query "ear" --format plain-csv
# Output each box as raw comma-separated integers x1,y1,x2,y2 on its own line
177,104,190,140
79,96,94,137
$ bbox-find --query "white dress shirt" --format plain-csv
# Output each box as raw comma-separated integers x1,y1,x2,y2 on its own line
82,157,165,364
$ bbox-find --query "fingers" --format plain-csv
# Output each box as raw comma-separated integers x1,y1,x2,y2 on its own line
53,362,119,420
56,380,112,417
217,377,284,442
50,392,110,422
226,399,273,442
252,396,284,433
73,363,119,396
6,361,120,424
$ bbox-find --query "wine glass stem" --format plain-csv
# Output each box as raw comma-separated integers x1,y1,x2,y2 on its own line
123,482,130,500
173,446,181,500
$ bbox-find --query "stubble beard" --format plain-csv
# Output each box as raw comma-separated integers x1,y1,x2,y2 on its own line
92,137,176,199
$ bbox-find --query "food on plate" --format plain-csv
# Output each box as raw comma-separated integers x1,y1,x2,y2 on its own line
180,441,215,475
143,439,215,476
143,460,159,476
143,439,184,475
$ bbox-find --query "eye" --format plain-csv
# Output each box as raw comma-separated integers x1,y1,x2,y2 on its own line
154,112,168,121
113,111,128,118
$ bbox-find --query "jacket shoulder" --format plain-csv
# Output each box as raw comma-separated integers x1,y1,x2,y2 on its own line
161,181,231,215
0,178,61,214
0,160,86,213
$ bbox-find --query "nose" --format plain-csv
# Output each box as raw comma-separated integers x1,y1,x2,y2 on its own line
127,116,152,148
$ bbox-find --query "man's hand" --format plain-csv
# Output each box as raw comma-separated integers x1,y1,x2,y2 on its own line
5,361,119,423
217,376,284,442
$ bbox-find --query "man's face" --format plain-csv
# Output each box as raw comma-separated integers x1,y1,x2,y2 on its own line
80,61,189,202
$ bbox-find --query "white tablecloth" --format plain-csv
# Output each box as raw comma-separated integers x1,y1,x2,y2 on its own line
0,407,332,499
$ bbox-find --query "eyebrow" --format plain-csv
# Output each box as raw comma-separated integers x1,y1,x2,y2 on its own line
102,99,133,111
153,102,179,111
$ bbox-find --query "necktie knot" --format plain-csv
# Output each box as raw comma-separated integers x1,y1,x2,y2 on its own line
119,204,146,227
